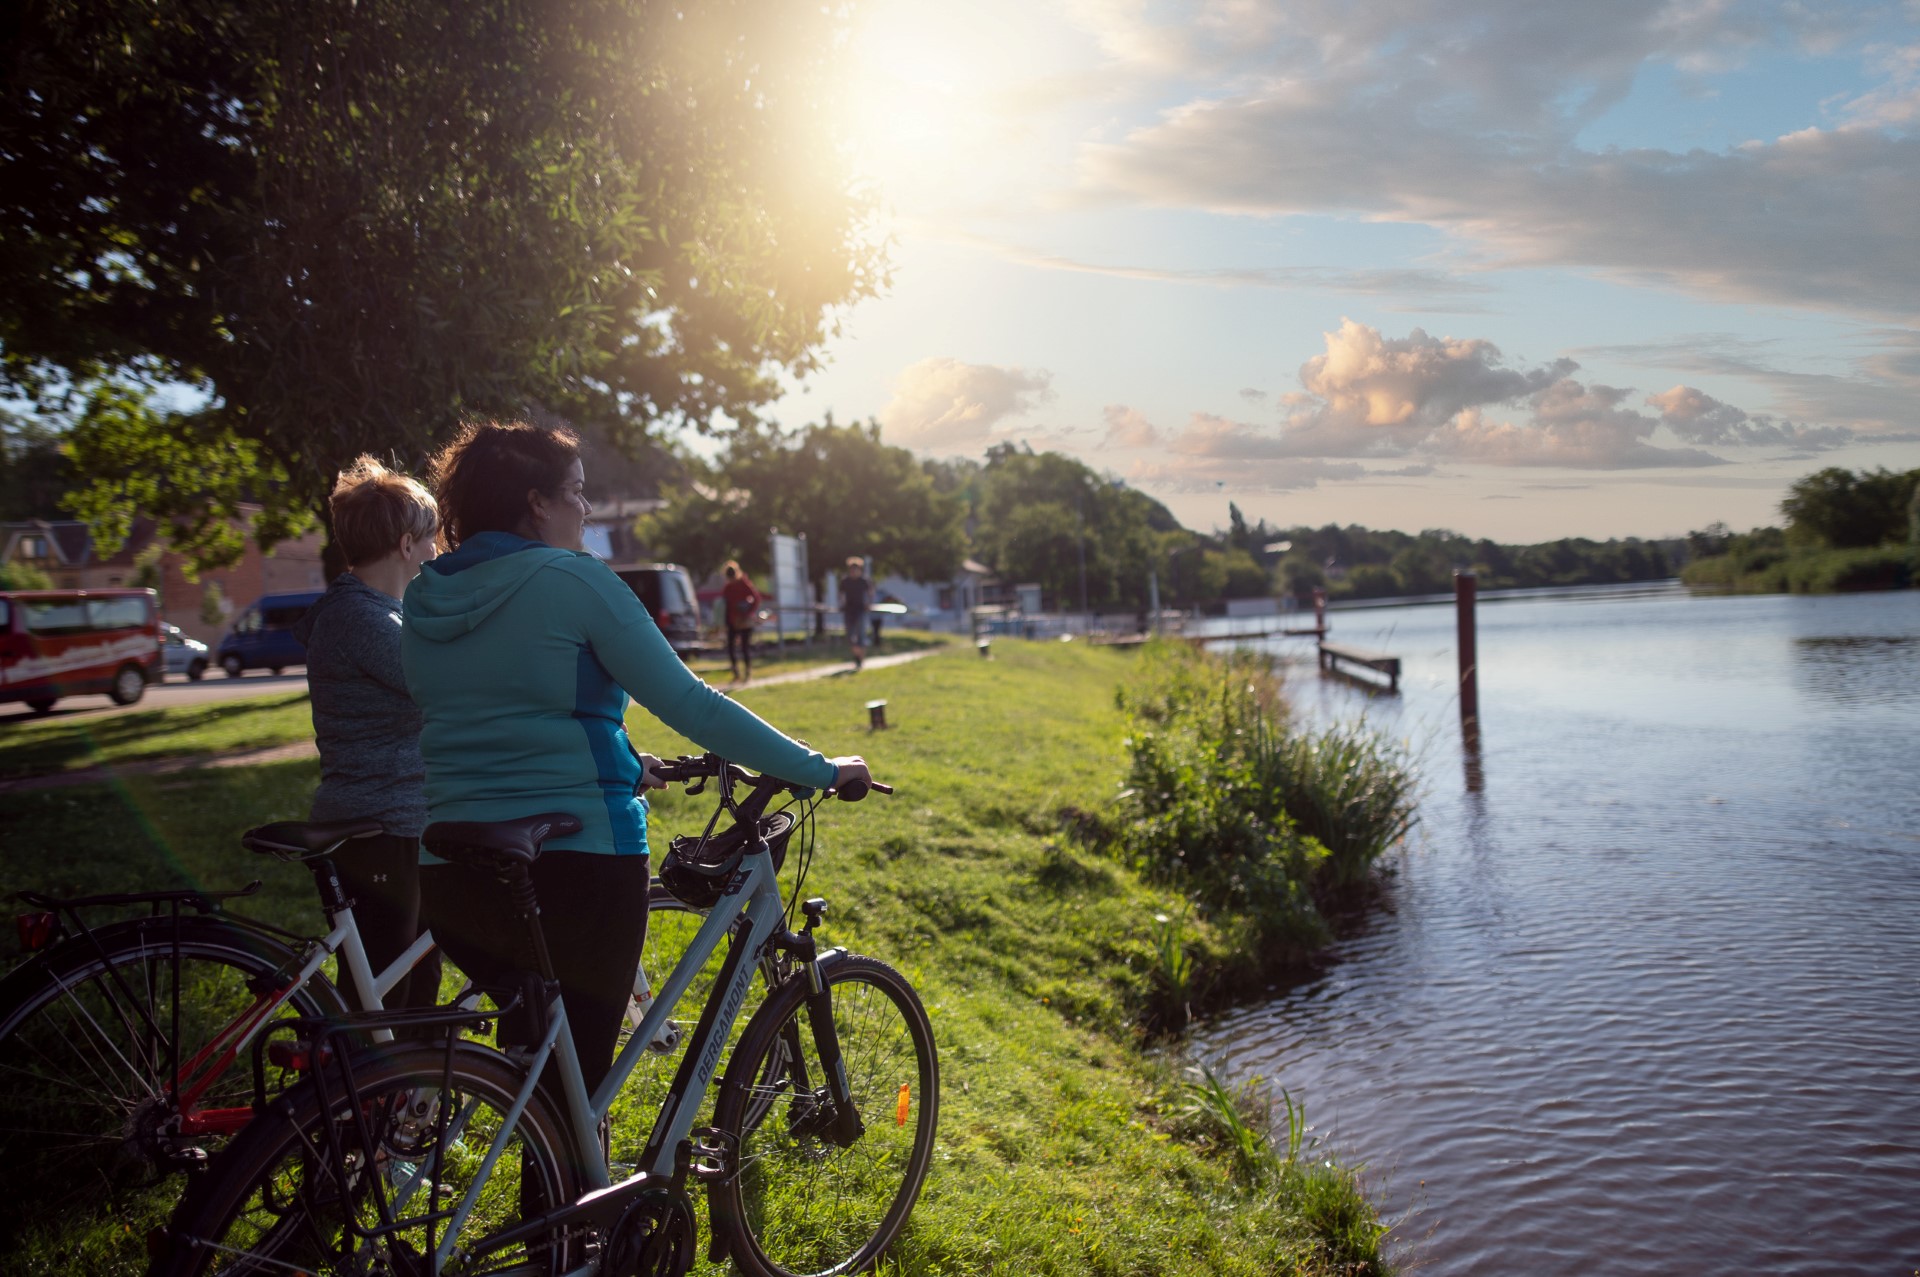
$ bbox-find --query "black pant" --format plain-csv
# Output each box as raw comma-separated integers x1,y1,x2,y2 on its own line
420,852,649,1094
331,833,442,1025
727,626,753,673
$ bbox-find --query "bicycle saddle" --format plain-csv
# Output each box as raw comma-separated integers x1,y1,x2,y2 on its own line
422,813,583,867
242,819,386,858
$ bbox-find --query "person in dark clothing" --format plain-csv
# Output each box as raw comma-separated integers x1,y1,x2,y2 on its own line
841,556,872,670
293,456,443,1021
720,560,761,683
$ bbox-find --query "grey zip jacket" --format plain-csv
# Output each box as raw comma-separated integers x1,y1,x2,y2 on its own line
293,573,427,837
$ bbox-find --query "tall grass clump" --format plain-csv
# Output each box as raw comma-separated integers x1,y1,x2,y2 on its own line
1115,642,1415,989
1177,1064,1389,1271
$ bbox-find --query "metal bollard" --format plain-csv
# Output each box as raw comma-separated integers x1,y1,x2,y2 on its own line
976,639,991,658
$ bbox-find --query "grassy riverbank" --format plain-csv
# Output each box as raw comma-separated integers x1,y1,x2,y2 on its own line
0,644,1390,1275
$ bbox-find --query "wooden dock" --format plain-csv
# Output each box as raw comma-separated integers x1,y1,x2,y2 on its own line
1318,641,1401,692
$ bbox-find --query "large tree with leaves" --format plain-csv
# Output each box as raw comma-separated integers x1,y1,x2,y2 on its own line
971,445,1184,610
1,0,880,565
638,418,965,600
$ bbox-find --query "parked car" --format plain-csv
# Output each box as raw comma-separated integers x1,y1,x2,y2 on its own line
161,622,210,681
613,564,702,659
0,588,162,712
215,590,323,677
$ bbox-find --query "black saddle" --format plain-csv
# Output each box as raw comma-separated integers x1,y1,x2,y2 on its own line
422,813,583,871
242,819,385,859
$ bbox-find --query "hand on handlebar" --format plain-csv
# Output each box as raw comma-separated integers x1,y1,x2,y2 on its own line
830,757,871,797
637,754,670,790
829,756,893,801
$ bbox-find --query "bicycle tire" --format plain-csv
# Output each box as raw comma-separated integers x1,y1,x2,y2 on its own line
0,915,344,1250
711,953,939,1277
154,1040,580,1277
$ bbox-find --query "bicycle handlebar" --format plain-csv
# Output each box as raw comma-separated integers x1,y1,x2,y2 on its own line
651,753,892,803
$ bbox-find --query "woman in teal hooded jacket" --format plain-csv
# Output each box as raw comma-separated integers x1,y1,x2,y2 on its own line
403,421,869,1091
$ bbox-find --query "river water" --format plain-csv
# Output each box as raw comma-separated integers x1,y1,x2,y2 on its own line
1193,586,1920,1274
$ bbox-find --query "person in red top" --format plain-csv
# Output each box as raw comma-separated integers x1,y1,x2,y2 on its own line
721,560,762,683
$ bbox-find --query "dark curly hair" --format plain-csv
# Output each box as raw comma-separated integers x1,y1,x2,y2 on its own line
427,420,580,549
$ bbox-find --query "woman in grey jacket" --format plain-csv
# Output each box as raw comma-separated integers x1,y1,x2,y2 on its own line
293,456,442,1017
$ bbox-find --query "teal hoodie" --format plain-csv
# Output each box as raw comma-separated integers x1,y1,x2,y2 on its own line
402,532,835,856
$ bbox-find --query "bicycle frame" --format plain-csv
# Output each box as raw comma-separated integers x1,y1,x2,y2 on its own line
15,863,440,1140
425,843,793,1272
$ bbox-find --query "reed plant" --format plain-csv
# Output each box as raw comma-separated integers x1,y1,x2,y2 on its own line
1114,642,1414,974
1147,910,1195,1030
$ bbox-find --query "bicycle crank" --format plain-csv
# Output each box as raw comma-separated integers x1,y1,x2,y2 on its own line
604,1187,694,1277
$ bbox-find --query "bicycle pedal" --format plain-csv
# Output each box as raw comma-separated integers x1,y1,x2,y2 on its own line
686,1126,736,1182
646,1021,683,1055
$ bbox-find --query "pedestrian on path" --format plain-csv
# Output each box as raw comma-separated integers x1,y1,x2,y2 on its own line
840,556,872,670
721,560,761,683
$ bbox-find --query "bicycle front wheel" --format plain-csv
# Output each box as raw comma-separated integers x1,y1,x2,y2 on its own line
712,954,939,1277
0,915,342,1248
155,1040,580,1277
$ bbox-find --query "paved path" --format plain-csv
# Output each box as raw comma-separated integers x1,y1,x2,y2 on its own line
0,648,941,794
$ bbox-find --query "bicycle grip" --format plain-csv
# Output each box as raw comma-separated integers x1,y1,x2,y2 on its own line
834,779,894,802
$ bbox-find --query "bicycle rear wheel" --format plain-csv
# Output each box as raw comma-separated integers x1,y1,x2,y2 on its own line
155,1040,579,1276
0,916,341,1252
711,954,939,1277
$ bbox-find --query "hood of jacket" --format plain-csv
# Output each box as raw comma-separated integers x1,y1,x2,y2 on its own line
292,572,396,646
402,532,581,643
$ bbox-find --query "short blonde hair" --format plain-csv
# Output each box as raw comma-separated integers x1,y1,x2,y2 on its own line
330,455,438,566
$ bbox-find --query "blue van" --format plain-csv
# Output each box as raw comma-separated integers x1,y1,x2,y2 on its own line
216,590,322,677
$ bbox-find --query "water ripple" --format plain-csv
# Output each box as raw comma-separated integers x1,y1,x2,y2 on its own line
1200,590,1920,1273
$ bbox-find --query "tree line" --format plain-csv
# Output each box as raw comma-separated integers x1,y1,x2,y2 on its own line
636,426,1680,610
1683,466,1920,593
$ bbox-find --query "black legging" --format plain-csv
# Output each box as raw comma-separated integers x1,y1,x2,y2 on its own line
727,625,753,673
331,833,443,1029
420,851,649,1094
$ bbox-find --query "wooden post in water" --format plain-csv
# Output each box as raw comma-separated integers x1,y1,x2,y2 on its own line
1454,571,1482,785
1312,587,1328,637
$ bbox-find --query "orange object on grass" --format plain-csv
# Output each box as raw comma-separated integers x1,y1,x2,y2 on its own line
896,1082,910,1126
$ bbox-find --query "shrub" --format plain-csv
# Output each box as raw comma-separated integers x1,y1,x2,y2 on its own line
1114,643,1415,971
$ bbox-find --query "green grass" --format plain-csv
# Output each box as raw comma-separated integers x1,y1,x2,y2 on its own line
0,642,1391,1276
0,690,314,780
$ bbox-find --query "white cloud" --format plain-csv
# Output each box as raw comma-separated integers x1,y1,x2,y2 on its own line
1647,384,1854,448
1101,403,1160,447
1068,2,1920,320
878,358,1054,453
1150,319,1746,470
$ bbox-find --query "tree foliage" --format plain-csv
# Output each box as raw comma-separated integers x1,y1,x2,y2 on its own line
636,419,965,594
1780,467,1920,549
970,445,1183,610
1,0,880,565
0,407,72,521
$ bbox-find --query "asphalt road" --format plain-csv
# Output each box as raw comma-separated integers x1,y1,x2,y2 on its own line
0,668,310,725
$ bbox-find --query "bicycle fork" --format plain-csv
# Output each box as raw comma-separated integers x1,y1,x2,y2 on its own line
780,898,865,1150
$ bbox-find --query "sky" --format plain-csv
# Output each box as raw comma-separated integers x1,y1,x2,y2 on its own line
761,0,1920,542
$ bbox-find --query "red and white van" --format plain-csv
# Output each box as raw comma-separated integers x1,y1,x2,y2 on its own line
0,588,163,713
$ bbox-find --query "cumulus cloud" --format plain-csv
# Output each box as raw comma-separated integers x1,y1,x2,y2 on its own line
879,358,1054,453
1101,404,1160,447
1070,2,1920,320
1299,320,1574,429
1147,319,1752,473
1647,385,1853,448
1575,332,1920,436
